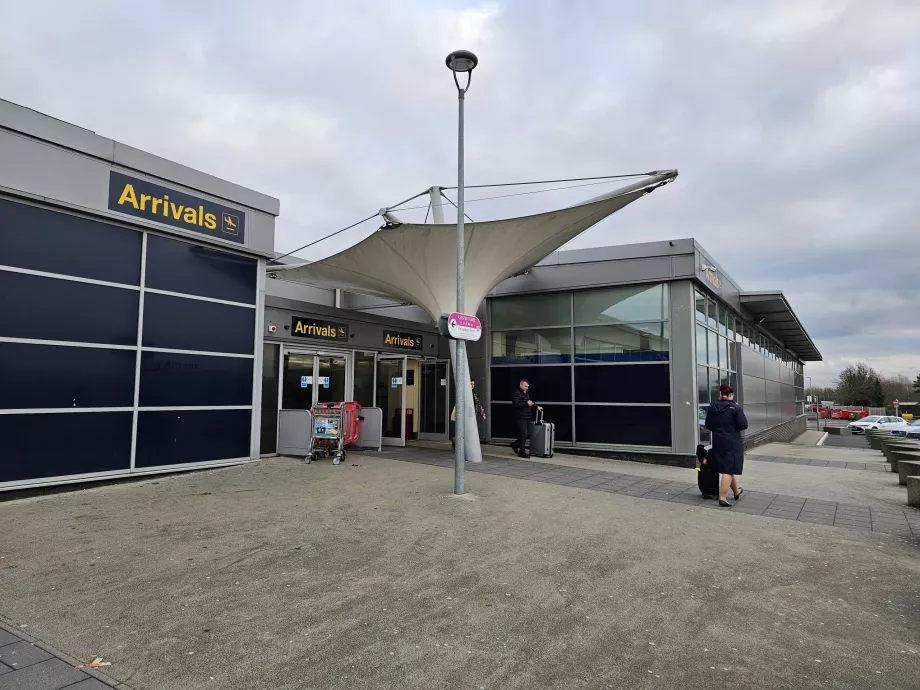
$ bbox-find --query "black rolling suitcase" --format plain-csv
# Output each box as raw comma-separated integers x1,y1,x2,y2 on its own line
696,445,718,499
529,409,555,458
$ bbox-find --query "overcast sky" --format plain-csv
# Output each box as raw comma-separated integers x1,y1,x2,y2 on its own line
2,1,918,386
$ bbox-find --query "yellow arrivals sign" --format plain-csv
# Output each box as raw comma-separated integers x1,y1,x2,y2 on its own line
107,171,245,244
383,330,423,351
701,264,722,290
291,316,348,341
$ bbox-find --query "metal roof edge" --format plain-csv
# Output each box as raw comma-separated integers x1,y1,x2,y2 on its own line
0,99,280,216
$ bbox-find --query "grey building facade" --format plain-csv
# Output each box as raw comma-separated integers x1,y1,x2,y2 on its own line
474,239,816,461
258,239,818,464
2,101,819,491
0,100,278,490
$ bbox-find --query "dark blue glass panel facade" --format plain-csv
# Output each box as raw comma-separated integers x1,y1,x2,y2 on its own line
573,351,669,363
0,198,141,285
135,409,252,468
575,406,672,446
0,412,132,482
0,271,138,345
142,292,255,354
139,352,253,407
145,234,257,304
490,366,573,403
574,365,671,404
490,403,573,443
0,342,136,409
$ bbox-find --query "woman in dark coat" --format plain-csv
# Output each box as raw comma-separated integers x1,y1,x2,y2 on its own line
705,384,749,507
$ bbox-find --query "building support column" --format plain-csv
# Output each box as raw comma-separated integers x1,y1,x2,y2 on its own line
669,280,699,454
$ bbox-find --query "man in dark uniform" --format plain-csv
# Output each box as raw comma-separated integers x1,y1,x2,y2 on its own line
511,379,542,458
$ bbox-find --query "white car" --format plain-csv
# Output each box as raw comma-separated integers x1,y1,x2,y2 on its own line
847,416,907,434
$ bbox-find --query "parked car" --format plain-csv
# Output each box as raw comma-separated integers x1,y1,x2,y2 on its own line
847,416,907,434
891,419,920,438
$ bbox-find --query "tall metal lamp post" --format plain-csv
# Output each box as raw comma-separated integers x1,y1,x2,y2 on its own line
446,49,478,495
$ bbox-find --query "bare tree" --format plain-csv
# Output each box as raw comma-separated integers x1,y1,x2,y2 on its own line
881,373,913,405
833,363,880,406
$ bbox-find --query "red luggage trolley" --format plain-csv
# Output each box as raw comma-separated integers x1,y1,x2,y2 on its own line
307,402,363,465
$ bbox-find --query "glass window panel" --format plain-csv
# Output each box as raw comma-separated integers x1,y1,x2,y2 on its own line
353,353,376,409
139,352,254,407
145,234,257,304
419,361,448,435
726,313,735,342
709,368,720,403
0,342,136,410
490,293,570,329
489,366,572,402
574,364,670,404
491,329,571,364
0,197,142,285
260,343,280,454
316,356,348,404
0,411,132,482
706,297,718,331
375,359,404,439
282,353,315,409
727,339,736,372
699,406,711,444
717,337,725,370
142,292,255,354
697,365,709,406
696,325,708,365
135,409,251,468
574,405,671,446
717,304,728,336
707,329,719,367
0,270,138,346
574,323,669,363
695,290,707,323
730,373,739,402
573,284,667,324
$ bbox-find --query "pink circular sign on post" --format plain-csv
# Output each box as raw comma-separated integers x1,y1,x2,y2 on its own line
447,312,482,341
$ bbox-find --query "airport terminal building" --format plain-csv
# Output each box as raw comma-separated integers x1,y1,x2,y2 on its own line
261,240,818,463
1,101,820,490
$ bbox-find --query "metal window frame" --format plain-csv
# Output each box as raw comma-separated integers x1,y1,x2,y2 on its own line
0,263,141,291
489,283,674,450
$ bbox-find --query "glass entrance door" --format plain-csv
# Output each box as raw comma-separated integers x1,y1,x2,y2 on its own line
282,350,351,410
317,355,348,403
419,360,449,439
376,356,406,445
282,352,316,410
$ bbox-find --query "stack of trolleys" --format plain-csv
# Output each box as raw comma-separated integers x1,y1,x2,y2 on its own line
307,402,363,465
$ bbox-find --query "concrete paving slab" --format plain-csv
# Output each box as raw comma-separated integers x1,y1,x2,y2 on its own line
2,455,919,690
0,658,88,690
0,640,52,669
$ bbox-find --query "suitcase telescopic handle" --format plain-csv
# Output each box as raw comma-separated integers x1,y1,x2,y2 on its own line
535,408,543,425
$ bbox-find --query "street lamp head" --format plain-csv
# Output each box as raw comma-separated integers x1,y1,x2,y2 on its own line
446,50,478,72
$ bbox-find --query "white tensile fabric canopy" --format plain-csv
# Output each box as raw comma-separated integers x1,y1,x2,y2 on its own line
270,172,677,322
270,171,677,463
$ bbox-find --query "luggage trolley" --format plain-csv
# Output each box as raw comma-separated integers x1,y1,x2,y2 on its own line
307,402,362,465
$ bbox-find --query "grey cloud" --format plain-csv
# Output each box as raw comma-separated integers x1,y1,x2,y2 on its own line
1,0,918,386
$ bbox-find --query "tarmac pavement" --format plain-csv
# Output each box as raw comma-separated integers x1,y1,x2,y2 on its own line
0,446,918,690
